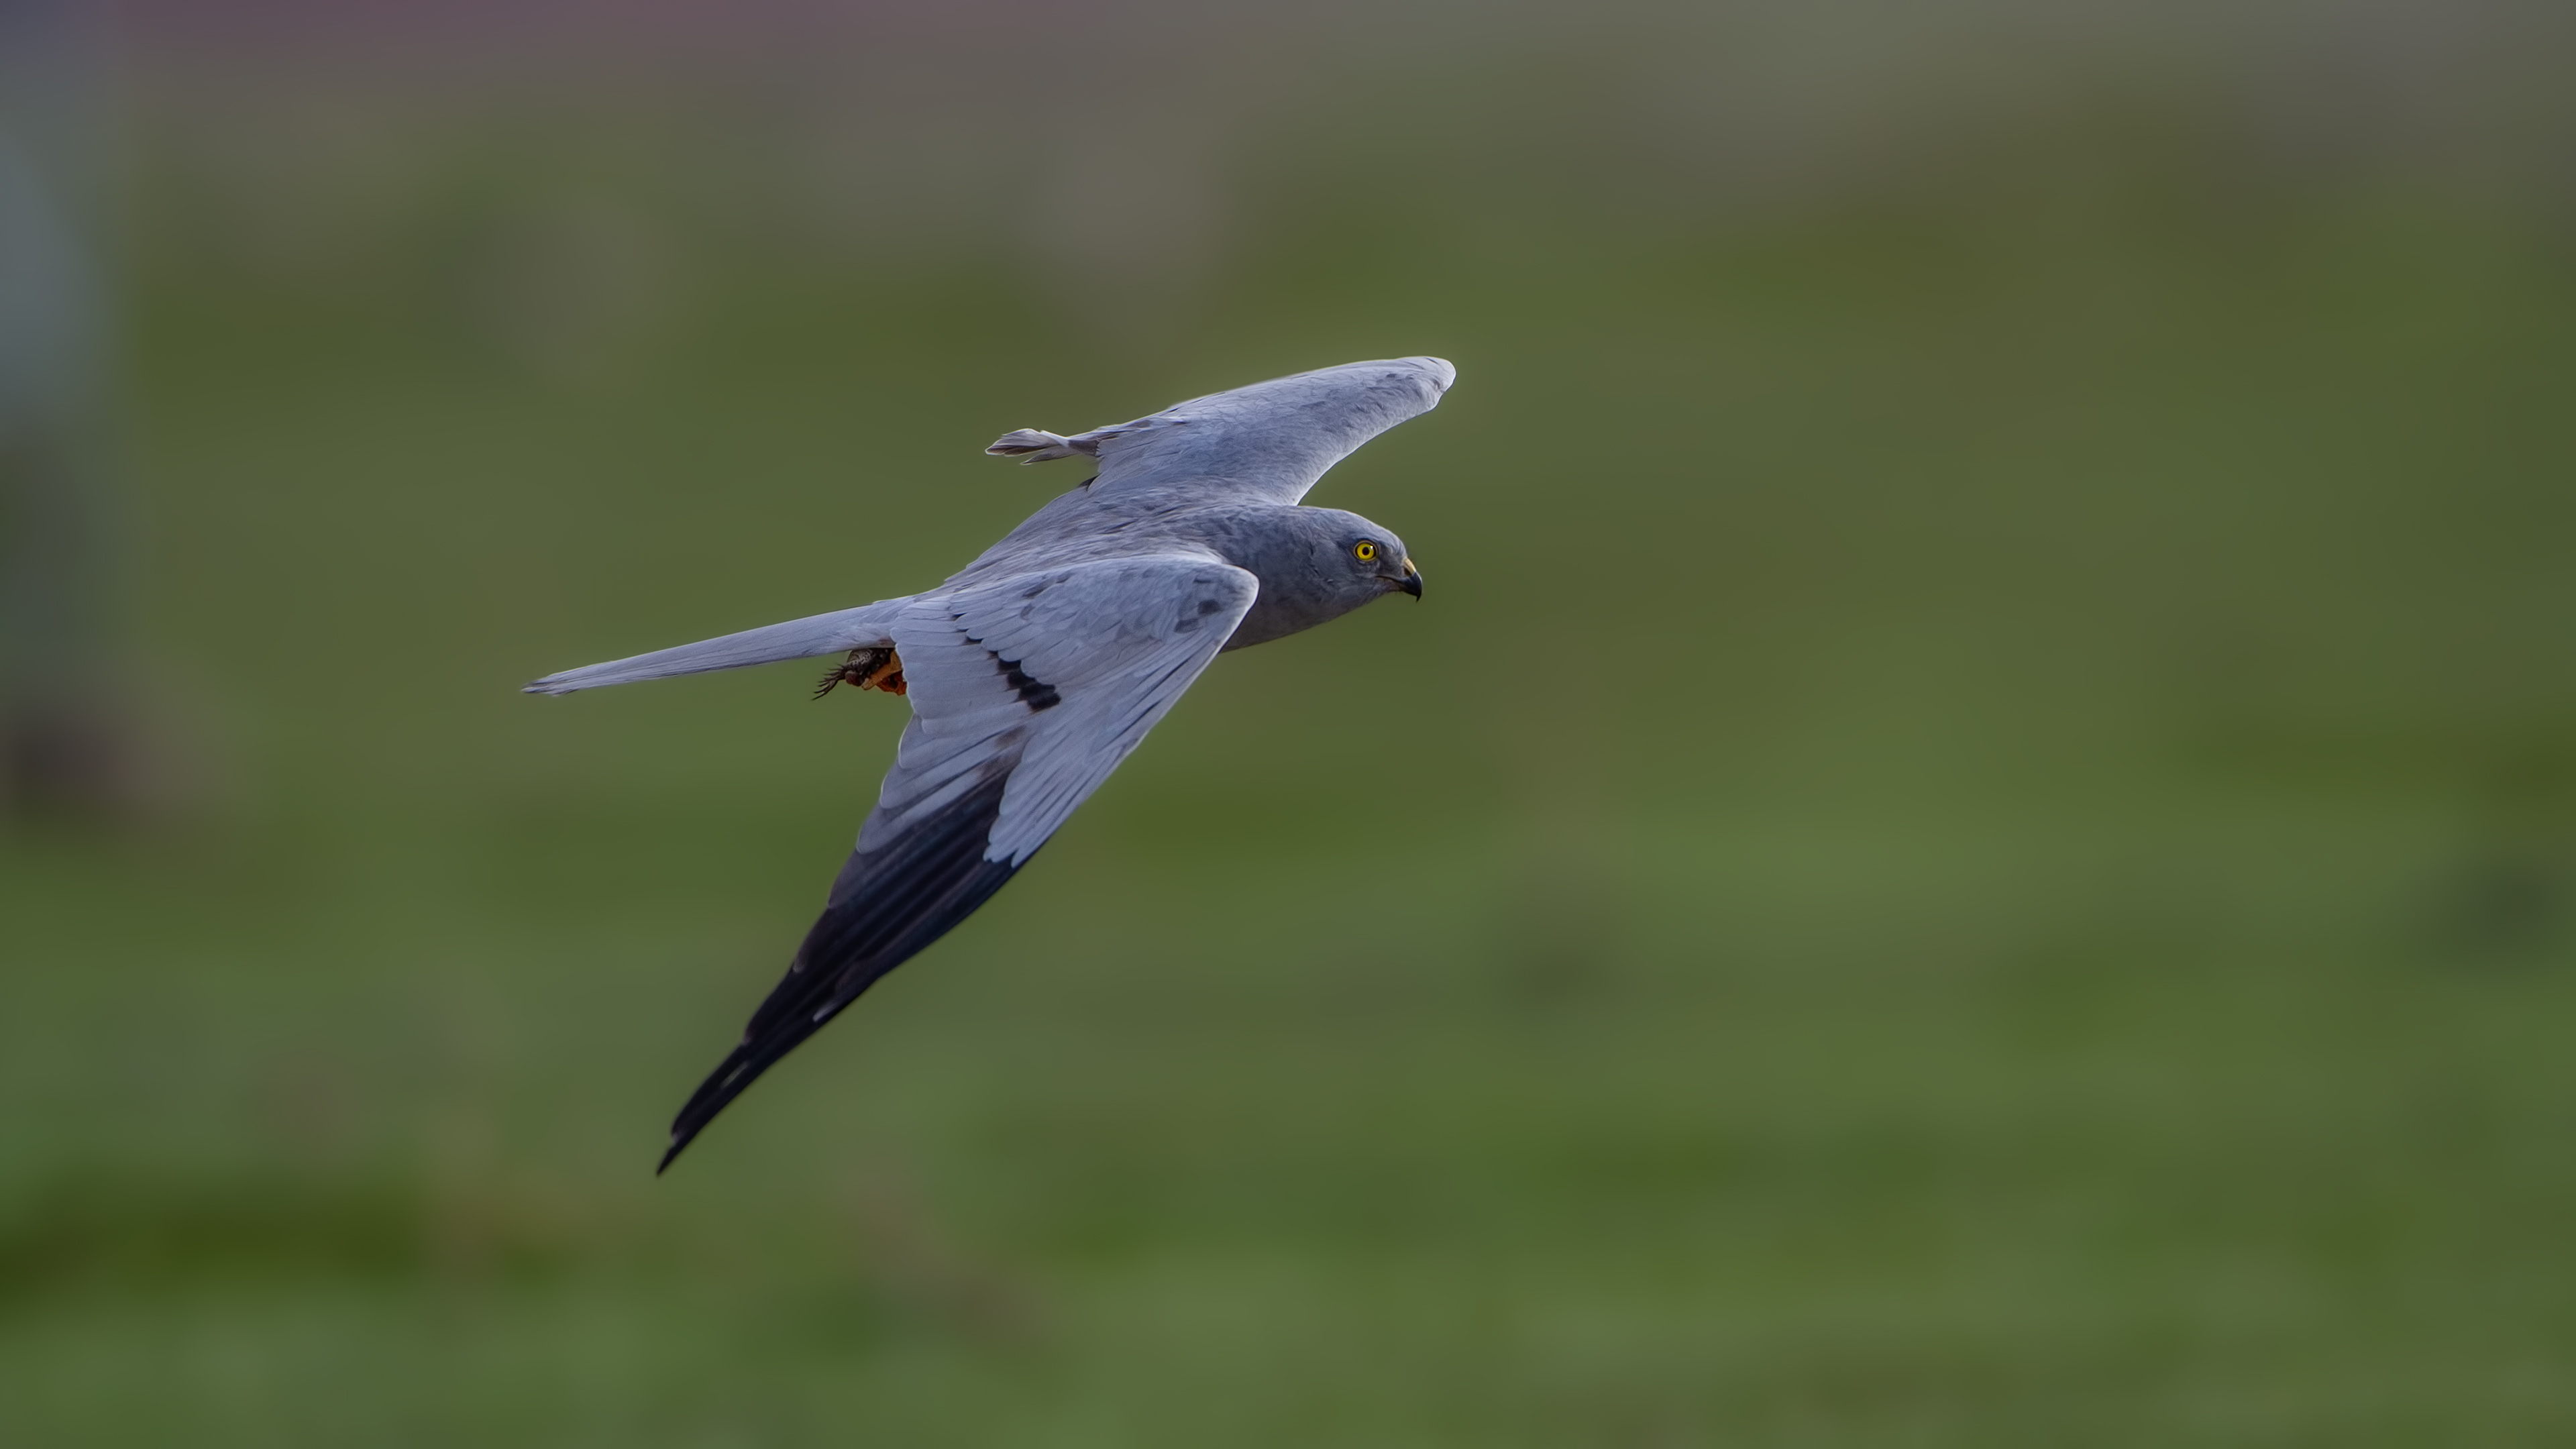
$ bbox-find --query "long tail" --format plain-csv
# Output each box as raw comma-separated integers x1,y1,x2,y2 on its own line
525,600,907,695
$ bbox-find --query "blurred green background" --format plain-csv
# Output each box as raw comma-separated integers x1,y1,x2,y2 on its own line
4,1,2575,1443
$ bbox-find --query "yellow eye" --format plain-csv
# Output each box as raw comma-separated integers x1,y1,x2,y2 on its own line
1353,541,1377,561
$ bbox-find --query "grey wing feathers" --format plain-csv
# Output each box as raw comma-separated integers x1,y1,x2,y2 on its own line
983,356,1454,505
889,556,1258,863
657,555,1256,1169
523,600,906,695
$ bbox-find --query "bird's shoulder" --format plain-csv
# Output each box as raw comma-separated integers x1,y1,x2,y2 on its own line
945,486,1296,589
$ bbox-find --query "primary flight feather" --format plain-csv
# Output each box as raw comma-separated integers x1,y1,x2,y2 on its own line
525,356,1452,1171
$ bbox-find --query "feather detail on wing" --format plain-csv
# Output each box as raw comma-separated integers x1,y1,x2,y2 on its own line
658,555,1258,1170
982,356,1454,505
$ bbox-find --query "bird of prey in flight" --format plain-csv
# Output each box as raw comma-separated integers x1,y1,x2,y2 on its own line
526,356,1453,1171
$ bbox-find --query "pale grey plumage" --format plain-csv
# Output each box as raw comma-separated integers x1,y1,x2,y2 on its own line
877,556,1258,868
979,354,1454,504
525,356,1450,696
523,600,906,694
524,356,1452,1170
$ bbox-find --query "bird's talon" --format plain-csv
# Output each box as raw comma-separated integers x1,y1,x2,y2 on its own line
815,647,908,700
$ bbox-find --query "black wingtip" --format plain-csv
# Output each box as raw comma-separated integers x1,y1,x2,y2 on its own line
650,770,1028,1178
655,1045,763,1176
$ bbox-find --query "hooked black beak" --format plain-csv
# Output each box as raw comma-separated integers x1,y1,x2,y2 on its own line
1398,557,1423,598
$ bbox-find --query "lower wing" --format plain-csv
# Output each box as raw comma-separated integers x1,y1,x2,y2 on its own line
659,554,1258,1171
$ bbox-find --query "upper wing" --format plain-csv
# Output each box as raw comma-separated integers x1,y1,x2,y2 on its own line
523,599,905,695
658,553,1258,1170
985,355,1454,506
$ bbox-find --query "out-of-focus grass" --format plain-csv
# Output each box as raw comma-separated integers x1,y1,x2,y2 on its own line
3,105,2574,1444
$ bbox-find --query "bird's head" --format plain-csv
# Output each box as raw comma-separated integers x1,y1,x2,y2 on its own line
1214,506,1424,653
1307,507,1422,604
